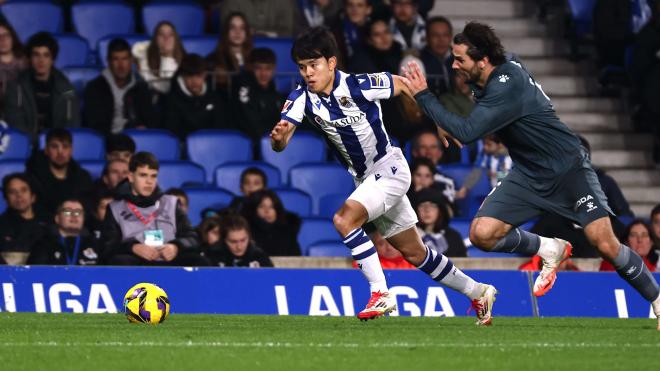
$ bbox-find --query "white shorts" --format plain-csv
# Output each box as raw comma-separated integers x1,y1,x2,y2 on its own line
348,148,418,239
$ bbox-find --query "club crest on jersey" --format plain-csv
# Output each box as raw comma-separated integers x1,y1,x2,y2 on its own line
338,96,353,108
281,100,293,113
498,74,510,83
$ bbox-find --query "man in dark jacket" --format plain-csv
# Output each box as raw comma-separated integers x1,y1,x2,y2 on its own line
420,16,454,98
83,38,154,135
4,32,80,139
102,151,208,266
205,214,273,268
26,128,93,215
164,54,231,140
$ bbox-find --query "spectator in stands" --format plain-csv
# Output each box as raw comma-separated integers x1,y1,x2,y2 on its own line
601,219,657,271
133,21,185,95
651,205,660,248
455,134,511,200
0,173,50,265
33,199,100,265
414,188,466,257
205,214,273,267
231,48,284,143
83,38,154,135
102,152,208,266
592,0,640,71
207,11,253,92
26,129,93,215
438,69,474,118
230,167,268,210
410,130,458,200
389,0,426,51
407,157,454,208
165,188,189,216
241,189,301,256
329,0,373,65
349,18,403,74
5,32,79,139
220,0,296,37
105,133,136,163
83,158,129,216
164,54,230,140
0,19,26,116
420,16,453,98
85,189,114,242
296,0,342,30
197,214,222,254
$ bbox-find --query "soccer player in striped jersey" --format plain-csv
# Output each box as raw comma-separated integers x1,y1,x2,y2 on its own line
270,27,497,325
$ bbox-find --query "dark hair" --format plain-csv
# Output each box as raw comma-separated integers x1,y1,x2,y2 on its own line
365,18,390,38
220,214,251,238
242,189,287,224
57,198,84,213
623,219,653,247
178,53,206,76
165,187,189,204
129,152,159,172
248,47,276,65
147,21,185,77
426,16,453,35
106,134,136,154
412,130,442,152
291,26,339,62
2,173,33,199
210,11,253,72
414,188,451,232
107,38,131,59
240,167,268,187
45,128,72,145
483,133,502,144
453,22,506,65
410,157,437,176
25,31,59,60
0,19,24,58
101,158,128,177
197,215,222,245
652,204,660,220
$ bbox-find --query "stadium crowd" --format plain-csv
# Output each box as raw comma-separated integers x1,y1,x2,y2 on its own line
0,0,657,270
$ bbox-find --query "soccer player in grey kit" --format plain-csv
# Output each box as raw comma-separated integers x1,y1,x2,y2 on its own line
403,21,660,329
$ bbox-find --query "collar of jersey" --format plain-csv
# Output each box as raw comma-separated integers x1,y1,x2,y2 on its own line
314,69,341,99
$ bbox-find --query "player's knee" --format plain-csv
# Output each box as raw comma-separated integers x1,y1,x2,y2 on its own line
469,221,498,249
333,211,357,237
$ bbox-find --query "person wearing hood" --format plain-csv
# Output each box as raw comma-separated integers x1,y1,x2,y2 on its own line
414,187,466,257
101,151,208,266
83,38,155,135
163,53,231,141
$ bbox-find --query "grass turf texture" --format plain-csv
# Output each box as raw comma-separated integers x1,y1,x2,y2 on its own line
0,313,658,370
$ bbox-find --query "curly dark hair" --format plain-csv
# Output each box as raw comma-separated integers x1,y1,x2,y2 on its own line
453,21,506,65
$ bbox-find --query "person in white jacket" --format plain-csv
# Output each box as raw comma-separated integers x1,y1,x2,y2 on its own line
132,21,186,95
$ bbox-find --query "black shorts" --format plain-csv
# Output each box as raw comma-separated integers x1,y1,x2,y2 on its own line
475,163,612,228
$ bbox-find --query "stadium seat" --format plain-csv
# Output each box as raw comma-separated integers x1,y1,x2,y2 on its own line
186,130,252,183
98,34,149,67
184,187,234,226
54,34,90,68
157,161,206,190
0,160,26,181
273,188,312,218
78,160,105,180
442,164,491,218
260,132,327,184
0,129,30,161
449,218,472,247
124,129,180,160
142,2,204,36
1,1,63,42
38,128,105,161
0,194,6,213
214,162,281,195
298,217,337,255
317,193,346,218
307,240,350,257
72,2,135,52
567,0,597,36
182,36,218,57
289,163,354,215
61,67,100,96
253,37,298,92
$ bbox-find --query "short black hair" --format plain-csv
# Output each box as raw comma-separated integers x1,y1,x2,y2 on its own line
240,167,268,187
220,214,251,237
26,31,59,60
129,152,159,172
366,18,389,38
57,198,84,213
291,26,339,62
106,134,136,154
453,22,506,65
426,16,453,35
45,128,72,145
107,38,131,59
2,173,33,199
483,133,502,144
651,204,660,220
178,53,206,77
248,47,276,65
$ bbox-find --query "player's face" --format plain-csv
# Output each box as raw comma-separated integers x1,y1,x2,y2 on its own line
346,0,372,25
240,174,265,196
297,56,337,94
417,201,439,226
5,178,35,213
45,139,72,169
225,229,249,257
413,165,434,191
627,223,652,258
452,43,482,84
128,166,158,197
55,201,84,234
257,197,277,224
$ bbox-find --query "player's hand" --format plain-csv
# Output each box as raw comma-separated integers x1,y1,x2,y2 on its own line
437,126,463,149
270,120,289,142
160,244,178,262
132,244,160,261
402,61,428,96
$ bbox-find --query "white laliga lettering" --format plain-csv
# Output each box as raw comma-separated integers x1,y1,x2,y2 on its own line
424,287,455,317
388,286,421,317
309,286,341,316
49,283,83,313
87,284,117,313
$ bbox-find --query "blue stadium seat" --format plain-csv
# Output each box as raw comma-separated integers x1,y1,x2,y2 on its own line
0,194,6,213
214,161,281,195
317,193,346,218
260,132,327,184
0,160,26,181
449,218,472,247
182,36,218,57
157,161,206,190
567,0,597,36
253,37,297,92
289,163,354,215
38,128,105,161
1,1,63,42
98,34,149,67
185,187,234,226
78,160,105,180
0,129,30,161
273,188,312,218
72,2,135,52
143,2,204,36
442,164,491,218
298,217,337,255
61,67,100,96
124,129,180,160
307,240,350,257
54,34,90,68
186,130,252,183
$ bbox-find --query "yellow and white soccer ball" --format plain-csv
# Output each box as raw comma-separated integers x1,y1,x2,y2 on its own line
123,283,170,324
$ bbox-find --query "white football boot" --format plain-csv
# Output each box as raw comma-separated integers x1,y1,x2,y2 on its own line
533,238,573,297
470,284,497,326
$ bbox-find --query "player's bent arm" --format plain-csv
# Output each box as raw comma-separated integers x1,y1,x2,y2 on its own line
270,120,297,152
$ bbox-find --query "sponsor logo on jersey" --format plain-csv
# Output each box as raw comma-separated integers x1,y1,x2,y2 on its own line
281,100,293,113
375,173,382,181
314,112,366,128
368,73,390,89
498,74,510,83
575,194,594,211
391,166,398,175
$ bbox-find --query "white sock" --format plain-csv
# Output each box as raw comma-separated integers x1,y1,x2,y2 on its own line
343,228,388,293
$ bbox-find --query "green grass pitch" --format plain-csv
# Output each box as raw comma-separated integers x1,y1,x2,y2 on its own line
0,313,658,370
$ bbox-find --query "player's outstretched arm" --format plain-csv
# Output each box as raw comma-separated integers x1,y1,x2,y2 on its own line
270,120,297,152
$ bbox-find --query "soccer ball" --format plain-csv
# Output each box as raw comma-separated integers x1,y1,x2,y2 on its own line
123,283,170,324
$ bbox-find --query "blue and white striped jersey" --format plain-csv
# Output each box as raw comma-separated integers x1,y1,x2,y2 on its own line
280,70,395,179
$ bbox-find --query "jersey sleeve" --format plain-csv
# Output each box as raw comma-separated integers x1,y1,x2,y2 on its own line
356,72,394,101
280,85,307,126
